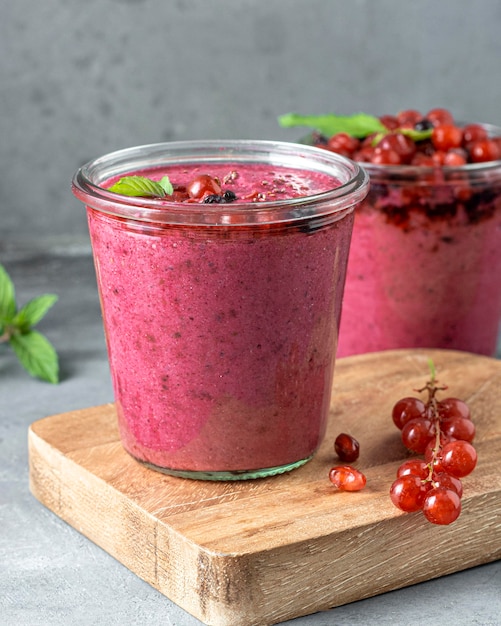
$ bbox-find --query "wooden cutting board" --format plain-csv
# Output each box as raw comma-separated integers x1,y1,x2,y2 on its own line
28,349,501,626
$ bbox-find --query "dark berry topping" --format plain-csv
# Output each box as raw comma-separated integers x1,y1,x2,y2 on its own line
222,190,237,203
414,119,434,132
203,194,223,204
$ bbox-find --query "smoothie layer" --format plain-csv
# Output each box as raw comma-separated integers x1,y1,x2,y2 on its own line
337,176,501,356
88,162,354,473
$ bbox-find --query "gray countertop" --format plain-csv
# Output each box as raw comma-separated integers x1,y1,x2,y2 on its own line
1,241,500,626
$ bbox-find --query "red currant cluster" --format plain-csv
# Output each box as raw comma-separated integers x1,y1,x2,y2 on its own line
390,373,477,525
329,433,366,492
315,107,501,166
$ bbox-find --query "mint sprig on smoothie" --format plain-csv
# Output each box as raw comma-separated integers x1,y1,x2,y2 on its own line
109,175,173,197
278,111,433,142
0,264,59,383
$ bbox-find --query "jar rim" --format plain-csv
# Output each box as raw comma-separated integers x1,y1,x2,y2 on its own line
72,139,369,226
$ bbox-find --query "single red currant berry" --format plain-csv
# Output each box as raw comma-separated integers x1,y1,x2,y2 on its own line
426,108,455,127
397,109,423,127
422,487,461,525
432,124,463,151
376,133,416,163
379,115,399,130
411,153,435,167
390,475,431,512
186,174,222,200
397,459,429,480
469,139,501,163
392,397,426,430
353,146,375,162
441,440,477,477
401,417,435,454
443,149,467,166
432,150,447,166
432,472,463,498
462,123,488,146
441,416,475,443
438,398,471,420
334,433,360,463
371,148,402,165
327,133,360,156
329,466,366,491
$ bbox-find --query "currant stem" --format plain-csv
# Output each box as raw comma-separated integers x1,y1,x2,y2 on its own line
418,370,448,483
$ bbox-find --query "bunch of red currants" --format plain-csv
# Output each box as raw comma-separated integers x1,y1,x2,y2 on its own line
315,107,501,166
328,365,477,526
390,376,477,525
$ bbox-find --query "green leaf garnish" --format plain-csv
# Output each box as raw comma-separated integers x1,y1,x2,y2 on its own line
13,294,58,333
0,264,59,383
158,176,174,196
278,112,388,138
9,330,59,384
108,175,172,198
279,112,434,142
0,264,16,322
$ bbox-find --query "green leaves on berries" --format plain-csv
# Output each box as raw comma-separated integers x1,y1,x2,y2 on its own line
278,112,433,141
278,112,388,138
0,264,59,383
108,175,173,198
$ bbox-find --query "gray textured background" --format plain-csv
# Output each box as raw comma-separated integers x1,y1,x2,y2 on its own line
2,0,501,243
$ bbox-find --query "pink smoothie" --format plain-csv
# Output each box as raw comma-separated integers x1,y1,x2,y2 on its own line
337,165,501,357
83,158,361,477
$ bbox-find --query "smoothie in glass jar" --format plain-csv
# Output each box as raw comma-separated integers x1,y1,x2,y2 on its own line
284,109,501,357
72,141,368,480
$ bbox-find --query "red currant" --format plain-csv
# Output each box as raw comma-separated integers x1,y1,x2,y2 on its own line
432,124,463,151
441,416,475,443
376,133,416,164
396,459,429,480
443,149,467,167
329,466,366,491
327,133,360,156
379,115,399,130
371,148,402,165
432,472,463,498
186,174,222,200
469,139,501,163
390,475,430,512
411,153,435,167
438,398,471,420
422,487,461,525
397,109,423,127
441,440,477,477
334,433,360,463
426,108,454,127
462,123,488,146
401,417,435,454
392,397,426,430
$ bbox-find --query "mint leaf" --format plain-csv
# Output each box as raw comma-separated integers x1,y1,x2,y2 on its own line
109,176,168,198
9,329,59,384
13,294,58,332
278,112,387,138
159,176,173,196
0,264,16,323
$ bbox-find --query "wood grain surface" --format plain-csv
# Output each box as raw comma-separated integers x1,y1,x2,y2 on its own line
28,349,501,626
